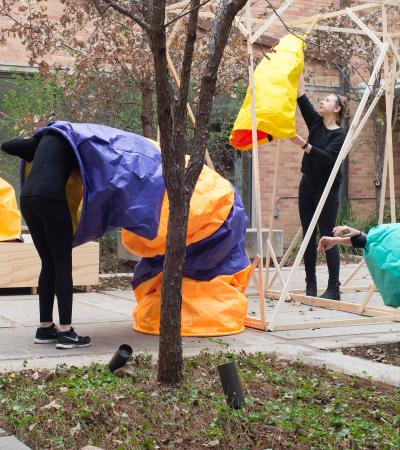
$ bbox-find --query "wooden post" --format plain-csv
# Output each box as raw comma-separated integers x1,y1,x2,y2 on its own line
267,227,302,290
359,284,376,313
267,43,389,331
246,1,266,327
382,6,397,223
264,140,281,291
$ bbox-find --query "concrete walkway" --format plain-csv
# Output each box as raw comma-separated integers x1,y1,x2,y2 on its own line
1,264,399,387
0,428,30,450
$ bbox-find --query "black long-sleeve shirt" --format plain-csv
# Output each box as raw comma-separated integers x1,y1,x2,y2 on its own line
1,132,77,202
297,94,346,187
351,233,367,249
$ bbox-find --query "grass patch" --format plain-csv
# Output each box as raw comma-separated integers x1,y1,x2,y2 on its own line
0,352,399,449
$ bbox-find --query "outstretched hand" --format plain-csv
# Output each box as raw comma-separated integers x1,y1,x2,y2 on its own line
333,225,360,238
318,236,337,253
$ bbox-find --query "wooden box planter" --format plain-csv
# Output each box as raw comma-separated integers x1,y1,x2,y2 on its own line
0,235,99,293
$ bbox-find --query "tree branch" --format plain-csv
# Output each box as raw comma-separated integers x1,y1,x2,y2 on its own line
163,0,213,29
174,0,200,139
186,0,247,188
98,0,150,31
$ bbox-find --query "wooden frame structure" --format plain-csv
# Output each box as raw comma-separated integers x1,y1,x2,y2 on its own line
165,0,400,332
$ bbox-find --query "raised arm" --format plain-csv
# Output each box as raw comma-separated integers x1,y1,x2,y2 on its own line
297,71,321,130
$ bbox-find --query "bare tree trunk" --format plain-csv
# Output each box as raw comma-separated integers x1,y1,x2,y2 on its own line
140,81,154,138
157,192,189,384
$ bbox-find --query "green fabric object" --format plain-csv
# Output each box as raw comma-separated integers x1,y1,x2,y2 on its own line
363,223,400,308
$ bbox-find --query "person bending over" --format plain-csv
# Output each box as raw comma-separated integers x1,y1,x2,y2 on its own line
290,70,347,301
1,133,91,349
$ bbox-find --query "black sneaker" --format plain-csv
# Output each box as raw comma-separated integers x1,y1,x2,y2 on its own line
56,327,91,349
34,323,58,344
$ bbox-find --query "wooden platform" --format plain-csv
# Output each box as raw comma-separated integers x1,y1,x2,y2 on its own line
0,235,99,293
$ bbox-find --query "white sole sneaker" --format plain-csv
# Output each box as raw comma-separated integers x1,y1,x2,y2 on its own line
56,342,92,349
34,338,58,344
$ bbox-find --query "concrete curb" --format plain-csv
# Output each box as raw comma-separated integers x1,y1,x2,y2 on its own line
1,334,399,387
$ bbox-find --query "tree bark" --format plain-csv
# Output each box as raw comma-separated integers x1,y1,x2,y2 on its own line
140,81,154,138
157,191,189,384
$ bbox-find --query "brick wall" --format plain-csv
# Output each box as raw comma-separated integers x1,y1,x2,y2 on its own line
1,0,398,246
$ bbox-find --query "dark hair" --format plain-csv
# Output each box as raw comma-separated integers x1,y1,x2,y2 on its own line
334,94,347,126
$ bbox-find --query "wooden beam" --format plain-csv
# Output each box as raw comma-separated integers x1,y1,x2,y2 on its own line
359,284,376,313
241,255,260,294
295,24,400,38
341,259,365,287
251,0,295,44
268,315,400,332
246,1,266,326
264,141,281,290
267,227,302,290
345,7,383,48
268,291,394,316
382,6,396,223
289,3,383,27
244,316,266,330
387,36,400,68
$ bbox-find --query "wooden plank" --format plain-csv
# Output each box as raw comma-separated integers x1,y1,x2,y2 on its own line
251,0,295,44
388,36,400,68
382,6,397,223
0,238,99,288
267,227,302,290
264,141,281,290
246,1,267,326
267,290,393,315
341,259,365,287
285,286,372,294
268,315,400,332
244,316,266,330
241,255,260,294
295,24,400,37
345,7,383,48
359,284,376,313
289,3,383,27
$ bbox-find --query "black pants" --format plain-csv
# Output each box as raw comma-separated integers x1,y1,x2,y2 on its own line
298,177,340,284
20,196,73,325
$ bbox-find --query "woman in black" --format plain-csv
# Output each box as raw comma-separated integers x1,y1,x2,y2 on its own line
1,133,91,349
290,71,347,300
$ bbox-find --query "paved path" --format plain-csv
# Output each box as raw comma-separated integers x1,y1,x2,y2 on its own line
0,428,30,449
0,264,399,386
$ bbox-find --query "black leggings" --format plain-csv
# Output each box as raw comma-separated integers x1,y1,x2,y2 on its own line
298,177,340,284
20,196,73,325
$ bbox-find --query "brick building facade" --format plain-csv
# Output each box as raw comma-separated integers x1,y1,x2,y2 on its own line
0,0,399,247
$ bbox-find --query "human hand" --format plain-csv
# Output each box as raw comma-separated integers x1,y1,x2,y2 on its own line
290,135,306,147
318,236,338,253
333,225,361,238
